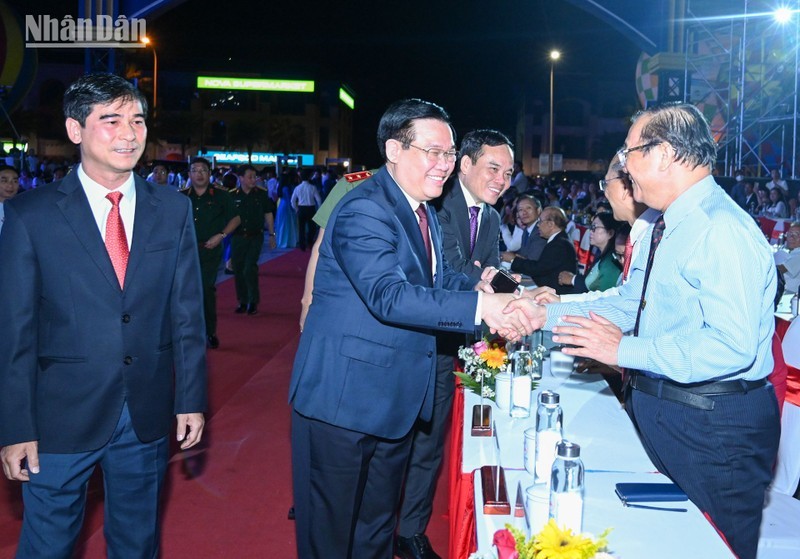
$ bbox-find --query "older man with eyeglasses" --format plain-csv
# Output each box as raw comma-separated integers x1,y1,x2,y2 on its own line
505,103,779,559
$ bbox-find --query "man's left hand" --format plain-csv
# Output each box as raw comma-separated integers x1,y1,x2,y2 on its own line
176,413,205,450
552,312,623,366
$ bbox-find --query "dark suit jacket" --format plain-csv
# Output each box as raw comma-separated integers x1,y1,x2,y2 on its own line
433,177,500,284
289,166,478,440
517,222,547,261
510,230,577,295
0,172,208,453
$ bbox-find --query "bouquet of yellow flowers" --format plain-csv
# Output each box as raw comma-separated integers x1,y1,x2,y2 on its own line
454,338,510,398
480,520,612,559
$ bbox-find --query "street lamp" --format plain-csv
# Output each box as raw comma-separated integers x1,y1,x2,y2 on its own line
141,36,158,118
548,50,560,175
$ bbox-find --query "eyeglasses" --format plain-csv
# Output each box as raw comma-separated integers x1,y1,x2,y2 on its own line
599,176,625,193
612,251,626,262
190,167,209,174
589,225,607,232
787,232,800,239
408,144,458,163
617,140,662,167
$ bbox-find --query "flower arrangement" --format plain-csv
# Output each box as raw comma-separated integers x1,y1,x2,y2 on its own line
476,520,613,559
454,337,544,399
454,338,510,399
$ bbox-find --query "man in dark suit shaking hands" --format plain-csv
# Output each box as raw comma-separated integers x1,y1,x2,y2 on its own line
289,100,530,559
397,129,514,559
0,73,208,558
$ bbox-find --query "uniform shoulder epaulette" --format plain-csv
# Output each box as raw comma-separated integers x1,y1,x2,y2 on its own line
256,185,268,191
179,186,190,193
344,170,372,183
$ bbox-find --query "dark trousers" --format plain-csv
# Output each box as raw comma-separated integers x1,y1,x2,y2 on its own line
16,404,168,559
291,410,412,559
232,234,264,305
296,206,317,250
626,382,780,559
397,354,456,537
198,245,222,335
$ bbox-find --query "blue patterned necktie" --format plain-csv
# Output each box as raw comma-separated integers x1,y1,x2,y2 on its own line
521,227,530,248
633,214,666,336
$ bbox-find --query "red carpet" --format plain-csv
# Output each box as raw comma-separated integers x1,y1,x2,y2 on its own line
0,249,453,558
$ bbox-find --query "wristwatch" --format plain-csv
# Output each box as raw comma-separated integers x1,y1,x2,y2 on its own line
219,232,227,239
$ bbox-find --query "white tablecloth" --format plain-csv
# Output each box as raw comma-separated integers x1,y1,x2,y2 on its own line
465,360,735,558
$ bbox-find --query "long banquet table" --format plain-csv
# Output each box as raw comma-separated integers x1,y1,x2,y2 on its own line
450,359,736,558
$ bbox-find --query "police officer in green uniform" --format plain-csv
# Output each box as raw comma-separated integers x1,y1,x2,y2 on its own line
299,169,374,330
183,157,241,348
231,164,277,315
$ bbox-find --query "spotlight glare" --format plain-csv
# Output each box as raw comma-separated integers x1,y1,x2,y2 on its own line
774,7,792,24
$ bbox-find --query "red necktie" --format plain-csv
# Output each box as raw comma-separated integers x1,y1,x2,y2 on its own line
415,204,432,266
622,237,634,281
105,191,129,288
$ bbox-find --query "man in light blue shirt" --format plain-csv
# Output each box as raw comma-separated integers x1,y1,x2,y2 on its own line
505,103,779,559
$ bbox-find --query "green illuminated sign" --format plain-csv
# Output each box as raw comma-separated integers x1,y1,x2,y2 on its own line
197,76,315,93
339,88,355,110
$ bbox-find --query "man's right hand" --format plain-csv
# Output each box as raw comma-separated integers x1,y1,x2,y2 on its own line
1,441,39,481
481,293,532,342
501,298,548,333
524,286,560,304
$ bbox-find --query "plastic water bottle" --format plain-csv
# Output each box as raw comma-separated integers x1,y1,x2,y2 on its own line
510,342,533,418
791,293,798,317
549,440,584,533
534,390,563,484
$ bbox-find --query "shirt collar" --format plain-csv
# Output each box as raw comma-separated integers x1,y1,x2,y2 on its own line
458,179,483,210
387,168,425,213
631,207,661,245
663,175,716,236
78,164,135,203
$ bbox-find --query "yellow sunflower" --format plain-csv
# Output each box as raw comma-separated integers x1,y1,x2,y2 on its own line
479,347,507,369
534,520,600,559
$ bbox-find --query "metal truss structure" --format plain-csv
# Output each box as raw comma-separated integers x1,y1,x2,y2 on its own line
683,0,800,177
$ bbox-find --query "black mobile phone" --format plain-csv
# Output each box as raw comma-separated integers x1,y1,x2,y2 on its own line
490,269,520,294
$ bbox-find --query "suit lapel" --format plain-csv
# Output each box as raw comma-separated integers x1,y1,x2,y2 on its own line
56,172,120,291
449,182,472,256
427,204,441,286
124,178,159,291
376,168,433,285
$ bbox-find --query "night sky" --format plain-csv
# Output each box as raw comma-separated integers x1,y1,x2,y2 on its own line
16,0,642,165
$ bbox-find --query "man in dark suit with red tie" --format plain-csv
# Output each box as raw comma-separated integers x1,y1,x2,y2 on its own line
289,99,530,558
0,73,208,558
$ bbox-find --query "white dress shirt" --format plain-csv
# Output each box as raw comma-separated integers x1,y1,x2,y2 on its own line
78,165,136,248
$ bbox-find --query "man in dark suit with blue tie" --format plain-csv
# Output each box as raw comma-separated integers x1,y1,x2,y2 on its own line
0,73,207,558
289,100,529,559
396,129,514,559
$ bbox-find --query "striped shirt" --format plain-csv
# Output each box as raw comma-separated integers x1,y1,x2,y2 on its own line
546,175,776,383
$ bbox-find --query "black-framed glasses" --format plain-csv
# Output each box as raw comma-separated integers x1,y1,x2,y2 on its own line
408,144,458,163
612,251,626,262
599,176,625,193
617,140,662,167
589,225,607,232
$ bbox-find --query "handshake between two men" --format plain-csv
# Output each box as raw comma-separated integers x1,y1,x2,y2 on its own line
472,266,545,342
475,271,624,369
